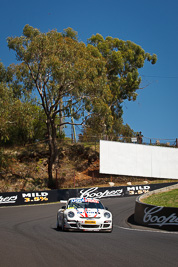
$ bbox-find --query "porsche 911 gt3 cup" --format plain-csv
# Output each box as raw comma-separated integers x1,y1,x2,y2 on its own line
57,198,113,232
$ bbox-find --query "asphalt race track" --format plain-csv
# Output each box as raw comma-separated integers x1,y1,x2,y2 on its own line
0,196,178,267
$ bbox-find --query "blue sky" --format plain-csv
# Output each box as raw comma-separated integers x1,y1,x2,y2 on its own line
1,0,178,141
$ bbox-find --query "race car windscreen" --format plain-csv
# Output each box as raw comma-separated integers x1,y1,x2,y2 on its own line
67,199,105,209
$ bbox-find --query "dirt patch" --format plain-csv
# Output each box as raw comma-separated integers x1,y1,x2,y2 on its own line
0,143,176,192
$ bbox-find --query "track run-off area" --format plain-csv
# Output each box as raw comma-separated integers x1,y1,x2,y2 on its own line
0,196,177,267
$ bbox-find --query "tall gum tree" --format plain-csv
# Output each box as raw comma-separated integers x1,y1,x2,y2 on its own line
7,25,111,186
87,34,157,137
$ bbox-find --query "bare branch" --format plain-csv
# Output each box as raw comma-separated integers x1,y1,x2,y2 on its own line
58,112,91,127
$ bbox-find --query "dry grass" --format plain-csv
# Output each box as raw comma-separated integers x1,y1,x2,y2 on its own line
0,142,177,192
142,189,178,207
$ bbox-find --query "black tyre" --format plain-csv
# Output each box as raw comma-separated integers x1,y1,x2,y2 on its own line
61,219,66,231
56,217,60,230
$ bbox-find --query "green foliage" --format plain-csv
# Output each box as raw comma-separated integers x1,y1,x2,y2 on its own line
143,189,178,208
6,25,157,141
0,62,7,82
62,27,78,40
6,25,112,182
82,117,135,141
87,34,157,136
0,148,13,169
0,81,46,145
5,25,157,182
36,159,43,173
7,25,111,127
0,82,14,142
7,101,46,145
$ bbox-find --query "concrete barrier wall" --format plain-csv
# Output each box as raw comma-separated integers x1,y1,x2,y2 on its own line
134,184,178,231
0,182,176,207
100,140,178,179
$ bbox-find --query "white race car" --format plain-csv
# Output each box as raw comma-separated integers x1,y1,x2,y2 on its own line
57,197,113,232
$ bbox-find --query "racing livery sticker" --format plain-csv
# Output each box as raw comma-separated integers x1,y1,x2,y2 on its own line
71,198,99,203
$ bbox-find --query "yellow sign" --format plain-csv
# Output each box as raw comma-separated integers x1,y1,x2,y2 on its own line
85,220,96,224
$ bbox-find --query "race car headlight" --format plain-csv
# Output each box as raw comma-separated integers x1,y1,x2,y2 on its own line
68,211,75,218
104,212,111,219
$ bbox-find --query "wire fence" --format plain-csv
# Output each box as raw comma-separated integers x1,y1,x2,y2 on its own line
141,136,178,147
12,133,177,150
64,125,178,148
69,134,178,148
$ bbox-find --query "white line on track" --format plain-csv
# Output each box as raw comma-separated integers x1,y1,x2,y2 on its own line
1,204,178,235
114,224,178,235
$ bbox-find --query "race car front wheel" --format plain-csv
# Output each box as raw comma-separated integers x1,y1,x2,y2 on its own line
61,219,66,231
56,217,60,230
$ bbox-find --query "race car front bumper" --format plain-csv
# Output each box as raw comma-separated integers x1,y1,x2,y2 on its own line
64,218,112,232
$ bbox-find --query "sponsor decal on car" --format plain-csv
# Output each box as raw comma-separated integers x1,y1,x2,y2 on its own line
71,198,99,203
85,220,96,224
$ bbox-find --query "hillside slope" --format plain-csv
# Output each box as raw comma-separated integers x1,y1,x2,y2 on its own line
0,143,175,192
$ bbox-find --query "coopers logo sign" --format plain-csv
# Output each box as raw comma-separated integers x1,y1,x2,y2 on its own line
80,187,123,199
79,185,151,199
0,195,17,204
134,187,178,231
0,183,176,206
143,206,178,227
59,183,176,202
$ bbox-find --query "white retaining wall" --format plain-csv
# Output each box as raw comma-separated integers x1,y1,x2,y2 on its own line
100,140,178,179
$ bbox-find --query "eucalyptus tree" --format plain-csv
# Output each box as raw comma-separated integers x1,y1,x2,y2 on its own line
7,25,111,185
87,34,157,136
0,83,12,142
7,25,157,185
0,61,46,145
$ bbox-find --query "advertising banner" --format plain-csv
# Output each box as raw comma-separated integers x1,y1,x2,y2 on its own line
57,183,177,201
100,140,178,179
134,200,178,231
0,183,177,207
0,190,58,207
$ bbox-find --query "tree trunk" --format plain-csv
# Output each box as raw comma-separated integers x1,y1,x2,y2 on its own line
46,117,58,188
59,100,64,137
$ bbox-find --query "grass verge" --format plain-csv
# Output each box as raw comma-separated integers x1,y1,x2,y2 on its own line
142,189,178,208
